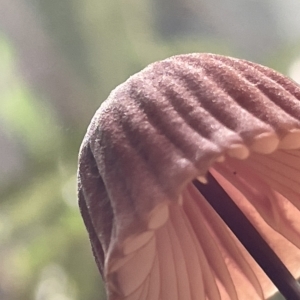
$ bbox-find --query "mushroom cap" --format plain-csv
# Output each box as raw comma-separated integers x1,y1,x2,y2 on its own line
78,53,300,300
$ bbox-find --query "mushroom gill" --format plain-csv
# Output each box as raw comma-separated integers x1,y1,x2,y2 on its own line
78,53,300,300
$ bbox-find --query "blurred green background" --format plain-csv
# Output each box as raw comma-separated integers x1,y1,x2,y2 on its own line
1,0,300,299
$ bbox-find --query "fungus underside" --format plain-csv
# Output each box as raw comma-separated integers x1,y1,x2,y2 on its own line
193,174,300,300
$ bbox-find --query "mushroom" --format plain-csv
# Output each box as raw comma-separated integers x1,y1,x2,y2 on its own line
78,53,300,300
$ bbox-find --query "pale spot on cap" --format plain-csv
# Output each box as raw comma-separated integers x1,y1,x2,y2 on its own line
123,231,154,255
197,175,208,184
215,155,225,163
279,129,300,150
227,144,250,160
250,132,279,154
148,203,169,229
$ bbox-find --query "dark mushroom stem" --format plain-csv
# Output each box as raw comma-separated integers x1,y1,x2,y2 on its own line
193,173,300,300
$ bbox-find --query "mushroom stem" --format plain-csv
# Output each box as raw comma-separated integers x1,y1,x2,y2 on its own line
193,173,300,300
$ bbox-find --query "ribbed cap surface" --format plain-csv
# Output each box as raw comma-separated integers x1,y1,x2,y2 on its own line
78,53,300,300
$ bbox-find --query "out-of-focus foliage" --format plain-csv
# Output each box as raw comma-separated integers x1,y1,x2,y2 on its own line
1,1,300,299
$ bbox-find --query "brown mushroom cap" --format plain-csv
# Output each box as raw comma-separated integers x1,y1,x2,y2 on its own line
78,53,300,300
